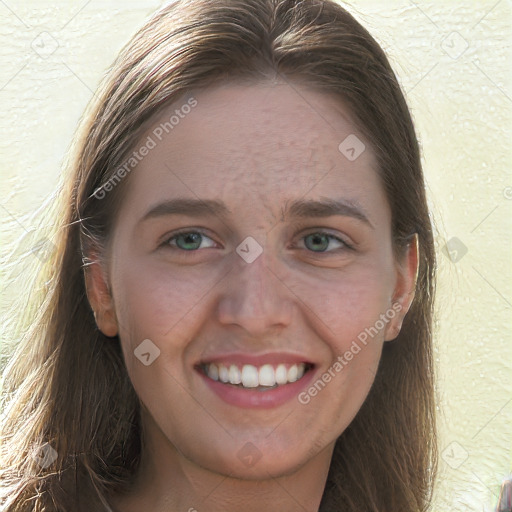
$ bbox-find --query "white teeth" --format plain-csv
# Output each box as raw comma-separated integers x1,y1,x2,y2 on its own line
241,365,259,388
207,363,219,381
258,364,275,386
228,365,242,384
219,364,229,383
287,364,298,383
203,362,308,388
275,364,288,385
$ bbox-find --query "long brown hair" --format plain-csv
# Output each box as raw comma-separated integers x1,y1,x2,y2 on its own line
1,1,437,510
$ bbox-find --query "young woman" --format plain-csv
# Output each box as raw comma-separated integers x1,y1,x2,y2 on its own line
0,0,437,510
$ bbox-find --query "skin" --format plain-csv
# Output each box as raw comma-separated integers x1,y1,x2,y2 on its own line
86,80,418,512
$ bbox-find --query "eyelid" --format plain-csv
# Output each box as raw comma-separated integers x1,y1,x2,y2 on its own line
157,226,355,252
295,228,355,251
159,228,220,249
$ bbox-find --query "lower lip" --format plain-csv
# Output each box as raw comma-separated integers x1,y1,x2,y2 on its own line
197,367,316,409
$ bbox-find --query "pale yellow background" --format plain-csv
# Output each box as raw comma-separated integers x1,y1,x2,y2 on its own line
1,1,511,511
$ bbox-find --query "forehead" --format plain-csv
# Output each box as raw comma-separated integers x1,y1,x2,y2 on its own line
116,80,387,221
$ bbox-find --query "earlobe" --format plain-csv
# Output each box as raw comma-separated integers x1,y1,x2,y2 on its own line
84,254,119,338
384,234,419,342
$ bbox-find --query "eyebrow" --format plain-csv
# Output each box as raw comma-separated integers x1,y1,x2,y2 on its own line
140,198,231,223
139,197,372,227
283,198,372,227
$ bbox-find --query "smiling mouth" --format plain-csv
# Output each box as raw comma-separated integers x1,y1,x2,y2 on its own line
196,362,314,391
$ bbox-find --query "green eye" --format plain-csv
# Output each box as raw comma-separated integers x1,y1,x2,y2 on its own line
163,230,348,254
166,231,216,251
303,233,346,252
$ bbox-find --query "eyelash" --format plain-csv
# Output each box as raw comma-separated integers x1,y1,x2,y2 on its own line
295,231,353,252
160,228,353,253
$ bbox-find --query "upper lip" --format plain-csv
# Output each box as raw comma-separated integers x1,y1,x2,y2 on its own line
197,352,316,367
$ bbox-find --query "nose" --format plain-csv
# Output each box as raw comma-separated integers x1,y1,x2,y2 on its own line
216,249,293,336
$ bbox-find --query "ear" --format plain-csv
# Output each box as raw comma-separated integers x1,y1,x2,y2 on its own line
384,234,419,342
84,253,119,338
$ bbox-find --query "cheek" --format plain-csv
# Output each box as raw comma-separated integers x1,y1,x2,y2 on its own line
292,264,394,430
112,254,221,342
287,260,395,355
110,258,206,405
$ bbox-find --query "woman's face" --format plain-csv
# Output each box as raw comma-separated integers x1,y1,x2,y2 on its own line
89,80,416,479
